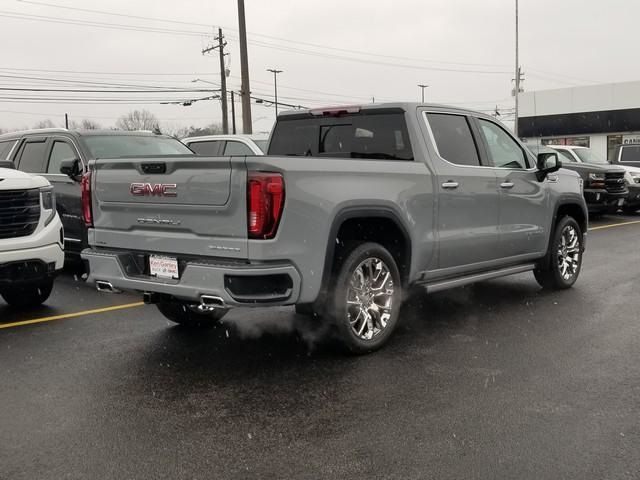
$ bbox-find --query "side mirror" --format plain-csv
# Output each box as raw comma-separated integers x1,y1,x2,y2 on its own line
59,158,82,179
0,160,15,169
536,152,562,181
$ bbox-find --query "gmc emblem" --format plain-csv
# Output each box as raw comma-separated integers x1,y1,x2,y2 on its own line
130,183,177,197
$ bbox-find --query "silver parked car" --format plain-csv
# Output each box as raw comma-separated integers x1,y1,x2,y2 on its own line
182,134,268,156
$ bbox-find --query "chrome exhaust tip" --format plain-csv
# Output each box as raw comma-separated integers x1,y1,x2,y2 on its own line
96,280,122,294
200,295,226,310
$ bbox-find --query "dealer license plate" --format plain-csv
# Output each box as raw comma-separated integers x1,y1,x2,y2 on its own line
149,255,179,279
618,198,625,206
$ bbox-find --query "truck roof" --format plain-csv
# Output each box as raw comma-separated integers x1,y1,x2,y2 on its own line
277,102,491,119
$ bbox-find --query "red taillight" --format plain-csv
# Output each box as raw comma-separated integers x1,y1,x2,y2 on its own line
247,172,284,239
81,171,93,227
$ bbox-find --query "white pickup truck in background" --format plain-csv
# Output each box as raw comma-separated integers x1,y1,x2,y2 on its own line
0,163,64,307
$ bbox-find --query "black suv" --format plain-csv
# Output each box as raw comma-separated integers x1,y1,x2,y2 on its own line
0,129,194,258
528,145,627,214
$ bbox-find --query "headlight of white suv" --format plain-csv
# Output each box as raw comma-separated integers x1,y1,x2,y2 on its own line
40,186,56,226
588,173,605,181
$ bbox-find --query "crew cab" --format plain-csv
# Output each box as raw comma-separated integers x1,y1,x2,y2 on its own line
543,145,627,214
0,129,194,259
0,163,64,307
82,103,587,354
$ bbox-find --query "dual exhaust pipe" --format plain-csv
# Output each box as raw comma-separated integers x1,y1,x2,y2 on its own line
96,280,226,310
142,291,226,310
96,281,121,294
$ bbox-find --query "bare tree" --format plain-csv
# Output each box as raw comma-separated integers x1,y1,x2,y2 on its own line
182,123,224,138
80,119,101,130
115,110,159,131
160,122,190,139
33,119,56,129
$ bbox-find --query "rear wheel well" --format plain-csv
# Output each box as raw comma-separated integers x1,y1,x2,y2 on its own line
556,203,587,234
333,216,411,285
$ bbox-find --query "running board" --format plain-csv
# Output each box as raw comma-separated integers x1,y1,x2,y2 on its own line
421,264,536,294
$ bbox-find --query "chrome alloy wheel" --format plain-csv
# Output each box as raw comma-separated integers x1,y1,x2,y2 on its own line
346,257,395,340
557,225,581,281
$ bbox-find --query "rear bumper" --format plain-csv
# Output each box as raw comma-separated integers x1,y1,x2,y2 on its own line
82,248,302,307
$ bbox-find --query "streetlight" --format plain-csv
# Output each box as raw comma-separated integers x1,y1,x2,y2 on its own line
418,84,429,103
267,68,283,116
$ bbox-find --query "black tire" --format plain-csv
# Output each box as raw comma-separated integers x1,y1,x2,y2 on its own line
327,242,402,354
534,216,583,290
1,278,54,307
156,301,227,328
623,206,639,215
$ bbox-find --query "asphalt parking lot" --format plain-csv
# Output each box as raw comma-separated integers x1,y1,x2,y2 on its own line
1,216,640,480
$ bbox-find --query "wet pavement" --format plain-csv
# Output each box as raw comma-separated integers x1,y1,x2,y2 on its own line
1,216,639,479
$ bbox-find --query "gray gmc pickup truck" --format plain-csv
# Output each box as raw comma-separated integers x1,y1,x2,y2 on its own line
82,103,587,353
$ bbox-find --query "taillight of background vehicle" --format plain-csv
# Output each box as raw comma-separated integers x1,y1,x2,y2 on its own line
247,172,285,239
81,171,93,227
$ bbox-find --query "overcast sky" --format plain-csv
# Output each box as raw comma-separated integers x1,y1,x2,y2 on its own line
0,0,636,133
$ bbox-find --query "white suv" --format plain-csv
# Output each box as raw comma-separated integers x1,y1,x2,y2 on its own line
0,165,64,307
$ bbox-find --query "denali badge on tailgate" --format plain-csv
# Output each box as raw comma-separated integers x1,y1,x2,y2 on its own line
130,183,177,197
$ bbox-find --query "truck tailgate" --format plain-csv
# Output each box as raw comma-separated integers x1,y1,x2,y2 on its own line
90,156,248,258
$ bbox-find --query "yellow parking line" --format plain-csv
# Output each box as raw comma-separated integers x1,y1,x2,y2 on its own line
0,302,145,330
589,220,640,231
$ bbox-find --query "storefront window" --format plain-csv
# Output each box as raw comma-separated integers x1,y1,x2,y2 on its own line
541,136,590,147
607,135,623,162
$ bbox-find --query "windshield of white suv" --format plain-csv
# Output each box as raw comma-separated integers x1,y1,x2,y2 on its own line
574,148,608,164
82,135,193,158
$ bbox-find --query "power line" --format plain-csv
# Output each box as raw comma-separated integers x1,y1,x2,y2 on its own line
0,72,210,90
18,0,512,69
0,86,218,93
0,11,210,37
1,11,511,75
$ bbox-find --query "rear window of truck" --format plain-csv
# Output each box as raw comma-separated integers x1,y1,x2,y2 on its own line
620,145,640,163
268,112,414,160
82,135,193,159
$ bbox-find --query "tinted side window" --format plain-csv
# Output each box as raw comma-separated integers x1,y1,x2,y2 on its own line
0,140,17,160
268,113,414,160
188,140,222,156
223,141,254,156
17,140,47,173
556,149,576,162
48,141,77,174
427,113,480,166
478,119,529,169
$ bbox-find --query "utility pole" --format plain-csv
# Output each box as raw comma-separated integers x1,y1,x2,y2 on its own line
230,91,237,134
202,28,229,134
237,0,252,133
267,69,283,116
514,0,520,136
418,84,429,103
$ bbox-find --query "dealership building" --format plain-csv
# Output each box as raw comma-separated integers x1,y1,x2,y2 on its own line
518,80,640,161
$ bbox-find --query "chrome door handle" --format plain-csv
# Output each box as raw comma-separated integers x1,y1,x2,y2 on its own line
441,181,459,189
500,182,515,189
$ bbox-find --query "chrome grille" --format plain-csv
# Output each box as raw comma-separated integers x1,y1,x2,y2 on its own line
605,172,627,194
0,189,41,239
